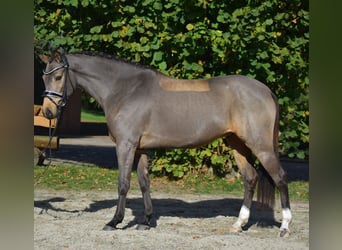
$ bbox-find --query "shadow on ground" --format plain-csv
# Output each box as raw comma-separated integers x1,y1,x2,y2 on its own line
34,195,279,231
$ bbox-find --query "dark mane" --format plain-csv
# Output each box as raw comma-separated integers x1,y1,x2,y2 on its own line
70,51,158,73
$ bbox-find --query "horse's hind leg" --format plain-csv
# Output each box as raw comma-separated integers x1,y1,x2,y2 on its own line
136,153,156,230
255,150,292,237
226,135,258,233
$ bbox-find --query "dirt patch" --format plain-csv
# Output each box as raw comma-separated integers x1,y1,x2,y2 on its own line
34,189,309,249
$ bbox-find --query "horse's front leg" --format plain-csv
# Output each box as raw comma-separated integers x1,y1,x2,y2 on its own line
103,140,137,231
136,153,156,230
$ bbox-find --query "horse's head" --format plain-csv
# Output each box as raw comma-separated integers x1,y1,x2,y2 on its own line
39,50,70,119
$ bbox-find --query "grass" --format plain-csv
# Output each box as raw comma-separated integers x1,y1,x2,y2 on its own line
34,165,309,201
80,108,106,123
34,165,118,191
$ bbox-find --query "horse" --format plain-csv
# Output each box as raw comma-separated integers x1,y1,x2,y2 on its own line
39,50,292,237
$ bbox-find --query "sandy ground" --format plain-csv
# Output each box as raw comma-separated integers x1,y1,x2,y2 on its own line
34,188,309,250
35,136,309,249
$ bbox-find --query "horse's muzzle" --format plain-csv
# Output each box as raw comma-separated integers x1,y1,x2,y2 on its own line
42,97,60,120
42,107,55,120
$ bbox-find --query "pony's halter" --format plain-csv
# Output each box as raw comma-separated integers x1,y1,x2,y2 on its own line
42,58,69,110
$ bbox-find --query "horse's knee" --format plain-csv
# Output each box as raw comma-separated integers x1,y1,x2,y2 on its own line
139,185,148,193
119,181,130,195
119,187,129,196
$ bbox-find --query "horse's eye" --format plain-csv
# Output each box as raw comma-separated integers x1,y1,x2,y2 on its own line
55,75,62,81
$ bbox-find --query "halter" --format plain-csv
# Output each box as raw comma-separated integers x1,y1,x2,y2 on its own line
42,56,69,110
41,55,69,165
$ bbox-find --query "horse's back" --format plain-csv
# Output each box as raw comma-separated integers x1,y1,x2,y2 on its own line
138,74,276,149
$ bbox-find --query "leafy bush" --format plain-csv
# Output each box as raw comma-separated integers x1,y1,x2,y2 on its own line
152,138,238,179
34,0,309,178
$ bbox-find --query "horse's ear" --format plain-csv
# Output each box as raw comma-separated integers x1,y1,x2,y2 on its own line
54,51,63,64
38,54,49,64
53,48,66,63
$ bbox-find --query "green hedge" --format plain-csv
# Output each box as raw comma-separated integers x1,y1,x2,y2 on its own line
34,0,309,177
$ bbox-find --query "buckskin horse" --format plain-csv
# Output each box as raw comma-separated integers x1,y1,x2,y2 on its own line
39,50,292,237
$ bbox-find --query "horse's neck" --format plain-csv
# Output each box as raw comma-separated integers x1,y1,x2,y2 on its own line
67,54,154,112
68,54,119,109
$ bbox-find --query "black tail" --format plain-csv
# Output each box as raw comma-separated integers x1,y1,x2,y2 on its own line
257,166,275,209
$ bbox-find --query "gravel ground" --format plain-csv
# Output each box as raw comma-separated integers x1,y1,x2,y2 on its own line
34,189,309,250
34,135,309,249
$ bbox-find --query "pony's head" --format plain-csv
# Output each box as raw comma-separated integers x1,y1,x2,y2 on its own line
39,50,70,119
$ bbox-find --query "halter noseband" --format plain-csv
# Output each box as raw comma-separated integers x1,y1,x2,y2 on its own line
42,56,69,110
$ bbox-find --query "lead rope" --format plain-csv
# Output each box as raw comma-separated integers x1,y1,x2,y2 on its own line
46,119,53,166
44,110,62,166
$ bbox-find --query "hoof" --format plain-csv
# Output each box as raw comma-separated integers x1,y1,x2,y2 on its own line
139,214,157,229
136,224,151,231
229,225,242,233
103,224,116,231
279,228,290,238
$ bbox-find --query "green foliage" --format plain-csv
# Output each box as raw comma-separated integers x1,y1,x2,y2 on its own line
34,0,309,178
